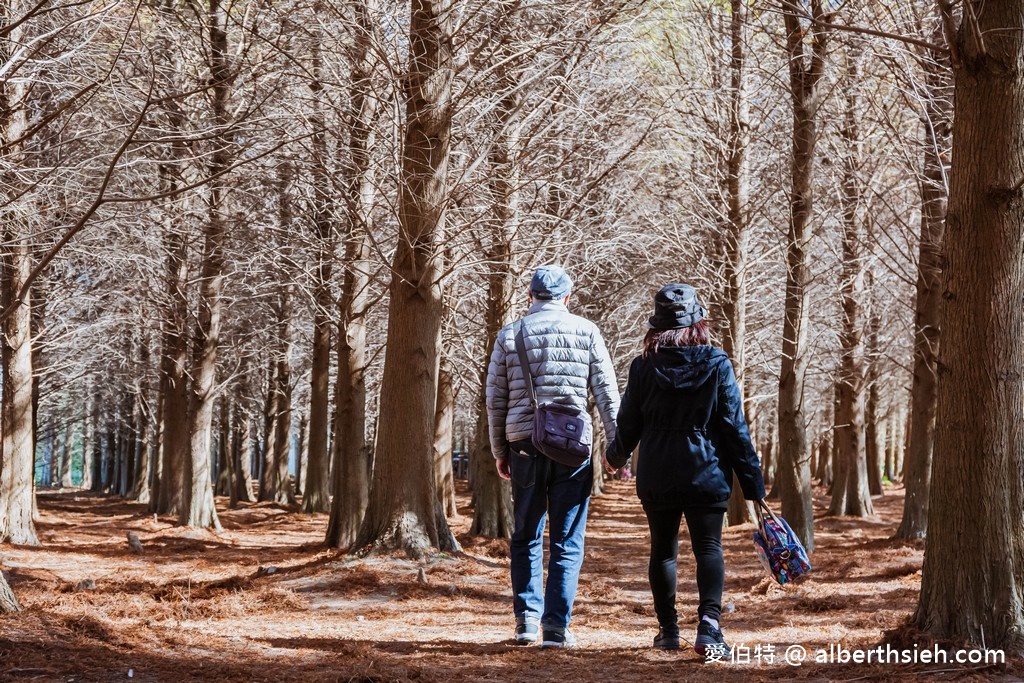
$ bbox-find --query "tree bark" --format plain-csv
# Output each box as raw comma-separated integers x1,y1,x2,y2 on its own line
898,15,952,539
774,0,830,552
326,0,378,548
353,0,460,557
0,570,19,613
915,0,1024,653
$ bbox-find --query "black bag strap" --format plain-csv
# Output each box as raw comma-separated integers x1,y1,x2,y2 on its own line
514,321,538,407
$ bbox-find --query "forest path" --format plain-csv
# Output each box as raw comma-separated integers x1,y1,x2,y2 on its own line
0,481,1012,682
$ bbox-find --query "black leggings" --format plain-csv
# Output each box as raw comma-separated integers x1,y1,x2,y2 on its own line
645,507,725,629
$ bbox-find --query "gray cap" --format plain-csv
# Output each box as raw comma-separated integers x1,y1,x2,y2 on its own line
529,265,573,300
648,283,707,329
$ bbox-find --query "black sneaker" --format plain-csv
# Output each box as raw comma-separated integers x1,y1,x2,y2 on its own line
540,627,577,649
515,619,539,645
694,620,730,659
653,627,680,650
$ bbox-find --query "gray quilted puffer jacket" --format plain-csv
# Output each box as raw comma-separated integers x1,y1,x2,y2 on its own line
486,300,620,460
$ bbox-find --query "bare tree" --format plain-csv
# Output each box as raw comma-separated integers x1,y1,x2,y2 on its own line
775,0,831,552
353,0,460,556
325,0,382,548
914,0,1024,653
898,10,952,539
828,36,872,518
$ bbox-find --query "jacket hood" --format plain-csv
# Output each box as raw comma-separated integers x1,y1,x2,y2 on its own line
650,345,724,391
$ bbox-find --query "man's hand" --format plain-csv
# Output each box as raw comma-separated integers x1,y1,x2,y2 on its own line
495,456,511,480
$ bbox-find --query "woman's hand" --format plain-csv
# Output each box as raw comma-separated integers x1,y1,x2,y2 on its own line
601,452,618,476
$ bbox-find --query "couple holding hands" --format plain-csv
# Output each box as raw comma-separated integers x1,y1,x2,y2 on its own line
486,265,766,656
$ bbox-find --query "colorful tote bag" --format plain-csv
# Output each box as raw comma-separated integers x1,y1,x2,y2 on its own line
753,499,811,585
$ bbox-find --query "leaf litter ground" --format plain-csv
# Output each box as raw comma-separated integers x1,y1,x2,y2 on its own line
1,481,1020,682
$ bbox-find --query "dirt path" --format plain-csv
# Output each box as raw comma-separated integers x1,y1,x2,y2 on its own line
0,481,1016,682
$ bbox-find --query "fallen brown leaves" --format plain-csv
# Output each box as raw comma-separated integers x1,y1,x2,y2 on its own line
0,483,1020,682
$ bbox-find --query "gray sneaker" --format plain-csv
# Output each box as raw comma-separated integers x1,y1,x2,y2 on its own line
515,619,539,645
540,627,577,649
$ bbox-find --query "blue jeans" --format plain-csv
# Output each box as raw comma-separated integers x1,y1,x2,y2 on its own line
509,440,593,630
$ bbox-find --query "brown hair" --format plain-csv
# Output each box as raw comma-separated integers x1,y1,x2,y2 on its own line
642,319,711,357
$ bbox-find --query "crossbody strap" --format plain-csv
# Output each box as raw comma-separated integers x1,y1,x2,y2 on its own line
514,321,538,407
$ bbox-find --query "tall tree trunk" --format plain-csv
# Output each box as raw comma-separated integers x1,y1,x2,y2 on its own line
233,409,254,505
326,0,378,548
915,0,1024,653
215,397,231,497
302,2,336,514
828,40,872,518
296,413,308,496
433,356,456,518
774,0,830,552
863,271,884,496
131,386,152,504
81,394,94,491
270,288,295,506
0,236,38,545
180,0,233,530
154,168,190,516
723,0,754,526
761,413,775,490
354,0,460,556
898,16,952,539
0,2,38,545
60,418,74,488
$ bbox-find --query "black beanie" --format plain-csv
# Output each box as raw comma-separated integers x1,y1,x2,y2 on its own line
648,284,707,330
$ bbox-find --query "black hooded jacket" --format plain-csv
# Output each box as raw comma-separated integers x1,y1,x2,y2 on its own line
606,345,766,510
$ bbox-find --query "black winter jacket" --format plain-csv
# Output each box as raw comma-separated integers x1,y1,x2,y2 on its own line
606,345,766,510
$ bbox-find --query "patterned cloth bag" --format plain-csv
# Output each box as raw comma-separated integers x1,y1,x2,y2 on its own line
753,499,811,585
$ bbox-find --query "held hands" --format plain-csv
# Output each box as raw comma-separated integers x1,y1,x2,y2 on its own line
601,450,619,476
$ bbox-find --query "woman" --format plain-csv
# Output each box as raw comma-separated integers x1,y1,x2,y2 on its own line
605,283,765,656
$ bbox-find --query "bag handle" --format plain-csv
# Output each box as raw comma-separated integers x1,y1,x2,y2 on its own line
514,321,538,408
755,499,786,545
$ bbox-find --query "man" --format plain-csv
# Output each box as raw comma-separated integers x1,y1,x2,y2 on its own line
486,265,620,648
